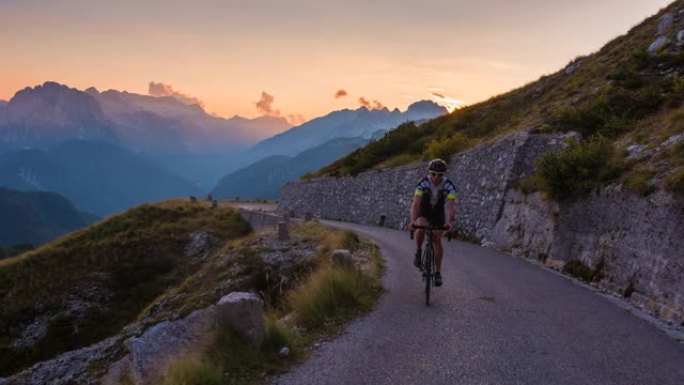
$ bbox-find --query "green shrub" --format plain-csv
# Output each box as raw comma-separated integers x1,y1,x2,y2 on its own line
562,260,593,281
286,264,378,329
163,358,223,385
262,315,300,356
424,133,474,161
623,167,655,196
665,166,684,195
553,83,664,138
535,136,621,201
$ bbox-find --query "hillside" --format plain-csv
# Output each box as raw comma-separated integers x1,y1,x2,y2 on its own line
0,202,383,383
0,201,252,376
315,0,684,195
0,188,98,246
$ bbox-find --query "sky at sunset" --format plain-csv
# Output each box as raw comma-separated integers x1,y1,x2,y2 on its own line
0,0,673,123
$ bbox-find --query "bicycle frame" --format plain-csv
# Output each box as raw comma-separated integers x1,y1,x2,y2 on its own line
411,225,449,306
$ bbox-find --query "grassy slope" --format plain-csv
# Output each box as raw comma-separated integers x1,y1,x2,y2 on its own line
313,0,684,191
0,200,251,376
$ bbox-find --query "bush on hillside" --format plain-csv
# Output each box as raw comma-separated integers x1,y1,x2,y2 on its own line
535,136,621,201
424,133,474,161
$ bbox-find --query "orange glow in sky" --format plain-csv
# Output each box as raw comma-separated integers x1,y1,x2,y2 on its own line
0,0,673,121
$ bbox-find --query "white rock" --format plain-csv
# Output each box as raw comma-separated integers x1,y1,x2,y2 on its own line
648,36,669,54
627,144,645,157
657,13,674,35
279,347,290,357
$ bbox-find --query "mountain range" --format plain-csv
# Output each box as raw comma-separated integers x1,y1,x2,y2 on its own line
211,136,370,199
0,187,98,246
0,82,291,154
209,101,447,199
0,140,201,216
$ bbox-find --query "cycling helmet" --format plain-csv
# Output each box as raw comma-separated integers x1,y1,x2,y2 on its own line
428,158,447,173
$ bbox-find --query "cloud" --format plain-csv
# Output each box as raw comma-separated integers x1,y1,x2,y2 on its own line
334,89,348,99
256,91,304,125
287,114,306,126
358,97,384,110
148,81,204,108
256,91,280,117
427,89,466,112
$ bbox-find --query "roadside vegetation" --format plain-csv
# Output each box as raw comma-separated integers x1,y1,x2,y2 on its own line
162,223,384,385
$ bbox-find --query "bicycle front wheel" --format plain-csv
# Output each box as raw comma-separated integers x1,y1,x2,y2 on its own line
424,246,434,306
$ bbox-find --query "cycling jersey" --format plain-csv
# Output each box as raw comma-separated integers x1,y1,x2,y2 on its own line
414,176,457,226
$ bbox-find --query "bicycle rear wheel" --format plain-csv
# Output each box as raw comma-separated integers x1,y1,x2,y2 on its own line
424,246,434,306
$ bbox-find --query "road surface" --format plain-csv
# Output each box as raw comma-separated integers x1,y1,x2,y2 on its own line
273,221,684,385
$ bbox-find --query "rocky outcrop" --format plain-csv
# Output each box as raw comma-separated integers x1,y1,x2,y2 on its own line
105,308,217,385
105,291,266,385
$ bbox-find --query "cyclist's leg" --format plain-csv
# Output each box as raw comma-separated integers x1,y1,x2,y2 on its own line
414,216,429,249
434,230,444,272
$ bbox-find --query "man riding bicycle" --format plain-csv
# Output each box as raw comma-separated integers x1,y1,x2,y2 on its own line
409,158,456,287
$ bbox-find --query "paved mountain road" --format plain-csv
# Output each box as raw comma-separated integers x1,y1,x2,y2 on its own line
272,221,684,385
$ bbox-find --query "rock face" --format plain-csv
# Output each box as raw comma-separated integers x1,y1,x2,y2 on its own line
279,130,684,325
104,308,217,385
216,292,264,346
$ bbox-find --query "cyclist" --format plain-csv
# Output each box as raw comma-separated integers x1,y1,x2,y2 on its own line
409,158,456,286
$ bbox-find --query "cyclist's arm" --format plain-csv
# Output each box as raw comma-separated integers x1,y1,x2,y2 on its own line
446,198,455,228
410,194,421,224
445,185,456,229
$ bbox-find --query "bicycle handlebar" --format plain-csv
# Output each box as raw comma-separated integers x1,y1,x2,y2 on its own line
409,225,452,241
410,225,450,230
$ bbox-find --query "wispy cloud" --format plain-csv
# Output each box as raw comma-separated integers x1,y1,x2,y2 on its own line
427,89,466,112
256,91,304,125
334,89,348,98
256,91,279,117
359,97,384,110
148,81,205,108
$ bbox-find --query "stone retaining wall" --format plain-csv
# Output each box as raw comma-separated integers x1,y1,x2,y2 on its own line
280,131,569,240
279,130,684,325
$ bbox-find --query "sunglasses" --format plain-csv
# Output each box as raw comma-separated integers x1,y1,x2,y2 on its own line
429,172,445,177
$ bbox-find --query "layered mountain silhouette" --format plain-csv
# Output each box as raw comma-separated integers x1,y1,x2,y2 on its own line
247,100,446,160
0,82,294,210
211,101,446,199
0,187,98,246
0,140,200,216
212,136,370,199
85,87,290,152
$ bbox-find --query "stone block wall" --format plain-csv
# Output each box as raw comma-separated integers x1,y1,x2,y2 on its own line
280,130,567,239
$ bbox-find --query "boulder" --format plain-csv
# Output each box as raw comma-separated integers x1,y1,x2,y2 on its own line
648,36,669,54
104,307,217,385
216,292,264,346
330,249,353,266
657,13,674,35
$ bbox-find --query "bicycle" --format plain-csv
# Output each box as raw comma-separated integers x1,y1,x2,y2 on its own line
411,225,450,306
